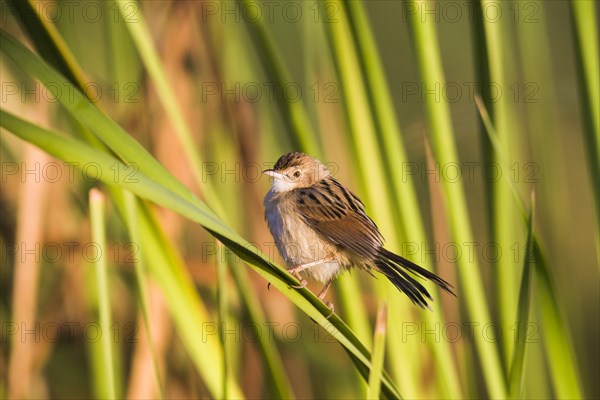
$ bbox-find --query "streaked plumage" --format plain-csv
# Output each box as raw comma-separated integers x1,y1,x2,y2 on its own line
263,152,454,309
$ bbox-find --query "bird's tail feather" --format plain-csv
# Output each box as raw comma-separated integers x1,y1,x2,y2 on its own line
376,248,455,309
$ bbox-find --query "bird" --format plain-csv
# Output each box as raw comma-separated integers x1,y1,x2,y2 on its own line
263,152,454,313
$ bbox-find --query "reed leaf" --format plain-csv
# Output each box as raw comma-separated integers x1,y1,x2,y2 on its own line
123,192,164,397
508,197,534,398
367,302,388,400
89,189,117,399
569,0,600,219
406,2,506,397
475,96,584,399
343,2,462,397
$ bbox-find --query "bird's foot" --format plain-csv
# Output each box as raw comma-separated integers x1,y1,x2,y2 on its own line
318,280,334,318
323,301,335,318
289,270,308,289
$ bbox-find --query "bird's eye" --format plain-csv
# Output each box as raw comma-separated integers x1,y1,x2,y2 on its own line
293,170,301,178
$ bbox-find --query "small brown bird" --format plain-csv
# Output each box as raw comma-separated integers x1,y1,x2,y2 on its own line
263,152,454,312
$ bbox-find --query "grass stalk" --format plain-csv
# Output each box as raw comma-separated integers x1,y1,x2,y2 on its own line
115,0,224,217
227,261,297,399
323,4,419,395
475,96,584,399
406,1,506,397
534,252,583,398
367,302,388,400
569,0,600,220
237,0,322,156
344,2,462,397
479,0,523,369
123,192,164,398
6,0,89,93
89,189,117,399
508,196,535,398
216,241,229,400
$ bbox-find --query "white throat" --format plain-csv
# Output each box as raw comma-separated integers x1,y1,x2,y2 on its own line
270,176,296,192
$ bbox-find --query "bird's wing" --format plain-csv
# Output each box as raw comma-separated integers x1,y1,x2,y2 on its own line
293,177,383,259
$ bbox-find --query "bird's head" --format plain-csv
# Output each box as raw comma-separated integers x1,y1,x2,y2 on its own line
263,152,330,192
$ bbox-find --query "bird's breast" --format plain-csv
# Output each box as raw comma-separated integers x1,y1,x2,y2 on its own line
264,190,345,282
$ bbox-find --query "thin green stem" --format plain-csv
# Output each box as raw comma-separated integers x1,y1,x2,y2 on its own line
89,189,116,399
123,192,164,398
367,302,388,400
406,1,507,397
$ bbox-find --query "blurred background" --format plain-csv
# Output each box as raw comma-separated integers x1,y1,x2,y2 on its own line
1,0,598,399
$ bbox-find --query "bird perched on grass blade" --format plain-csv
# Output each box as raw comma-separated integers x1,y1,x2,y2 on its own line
263,152,454,313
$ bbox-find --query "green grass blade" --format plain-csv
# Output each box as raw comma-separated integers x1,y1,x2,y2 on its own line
534,250,584,399
343,3,462,397
474,97,526,219
6,0,88,91
406,2,506,397
123,192,164,398
342,0,421,242
2,110,241,397
5,0,109,148
216,242,229,400
237,0,322,157
470,0,494,249
516,0,572,248
0,29,199,208
479,0,524,369
114,0,223,217
323,0,392,337
367,302,387,400
132,204,243,398
203,124,296,398
324,1,396,243
508,197,535,398
570,0,600,218
227,261,296,399
89,189,117,399
475,97,584,399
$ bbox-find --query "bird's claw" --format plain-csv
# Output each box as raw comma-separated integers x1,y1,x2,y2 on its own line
288,270,308,289
289,277,307,289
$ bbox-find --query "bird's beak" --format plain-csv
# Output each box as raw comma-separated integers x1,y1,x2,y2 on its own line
262,169,284,179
